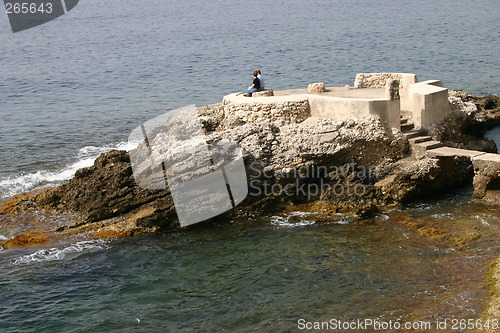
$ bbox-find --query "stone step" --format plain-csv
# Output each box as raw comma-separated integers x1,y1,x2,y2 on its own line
408,136,432,145
412,140,444,156
426,147,487,158
401,122,415,132
403,128,426,139
472,153,500,163
400,117,409,125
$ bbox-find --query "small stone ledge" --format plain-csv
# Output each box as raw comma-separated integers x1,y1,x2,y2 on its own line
252,89,274,97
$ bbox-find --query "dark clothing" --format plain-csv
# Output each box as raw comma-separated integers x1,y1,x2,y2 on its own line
253,77,261,89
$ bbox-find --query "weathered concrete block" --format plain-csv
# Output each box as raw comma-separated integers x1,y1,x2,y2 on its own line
409,81,451,129
307,83,326,93
252,90,274,97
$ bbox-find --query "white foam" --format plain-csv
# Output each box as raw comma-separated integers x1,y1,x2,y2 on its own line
474,215,491,227
430,213,455,219
376,213,390,221
0,141,140,197
270,215,316,227
271,211,358,227
12,240,110,265
331,213,355,224
0,235,7,241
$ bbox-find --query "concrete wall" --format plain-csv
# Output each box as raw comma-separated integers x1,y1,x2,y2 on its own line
222,95,310,126
354,73,419,112
306,95,400,130
223,92,401,131
409,80,450,129
354,73,419,90
369,99,401,130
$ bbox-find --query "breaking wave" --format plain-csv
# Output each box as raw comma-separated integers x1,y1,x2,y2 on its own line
11,240,110,265
0,141,139,197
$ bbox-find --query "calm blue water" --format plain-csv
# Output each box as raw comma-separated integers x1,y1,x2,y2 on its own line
0,0,499,331
0,0,499,196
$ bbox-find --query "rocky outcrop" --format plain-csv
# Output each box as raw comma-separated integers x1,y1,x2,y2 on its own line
1,91,498,247
0,115,474,248
373,156,473,204
427,91,499,152
33,150,178,237
0,114,408,245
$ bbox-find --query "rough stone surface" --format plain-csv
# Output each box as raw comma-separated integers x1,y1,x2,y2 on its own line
307,82,326,93
252,90,274,97
354,73,412,89
35,150,178,236
472,156,500,204
217,100,311,128
373,156,474,204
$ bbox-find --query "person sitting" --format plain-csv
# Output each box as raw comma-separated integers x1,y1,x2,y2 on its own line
257,69,265,89
245,71,261,96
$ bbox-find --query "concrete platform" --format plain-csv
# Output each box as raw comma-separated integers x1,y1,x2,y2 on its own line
408,136,432,145
223,85,402,130
426,147,487,158
472,153,500,163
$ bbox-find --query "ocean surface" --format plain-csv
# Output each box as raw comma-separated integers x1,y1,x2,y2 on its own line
0,0,499,331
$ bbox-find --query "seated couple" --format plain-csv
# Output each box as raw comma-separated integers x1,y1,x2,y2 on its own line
244,70,265,97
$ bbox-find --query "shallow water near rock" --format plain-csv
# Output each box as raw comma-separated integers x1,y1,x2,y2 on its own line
0,192,498,332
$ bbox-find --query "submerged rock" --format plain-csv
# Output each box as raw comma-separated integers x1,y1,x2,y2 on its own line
484,256,500,333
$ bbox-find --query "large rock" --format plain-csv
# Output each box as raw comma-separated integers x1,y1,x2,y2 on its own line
1,114,410,242
374,156,473,204
472,155,500,204
35,150,178,236
307,82,326,93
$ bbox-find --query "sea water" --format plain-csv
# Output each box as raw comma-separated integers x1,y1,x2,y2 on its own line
0,195,498,332
0,0,499,331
